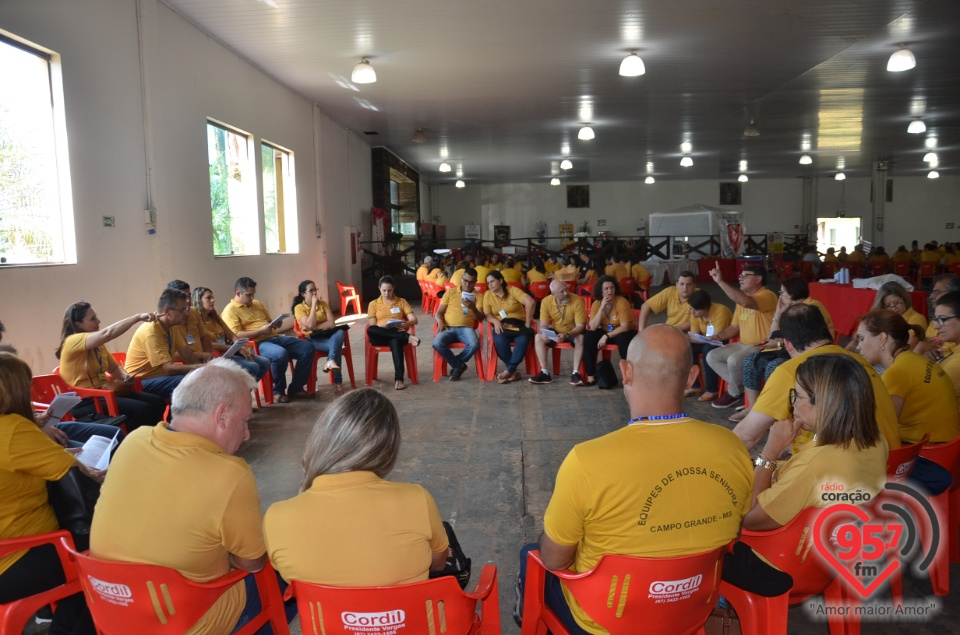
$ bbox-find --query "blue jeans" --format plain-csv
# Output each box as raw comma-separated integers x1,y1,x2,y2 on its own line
308,329,345,384
518,543,589,635
56,420,126,446
231,570,298,635
690,343,721,392
70,391,167,430
433,326,480,370
140,374,185,399
230,354,271,382
258,336,314,396
492,329,531,374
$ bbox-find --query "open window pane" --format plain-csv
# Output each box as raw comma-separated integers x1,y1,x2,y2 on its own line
261,142,298,254
208,121,258,256
0,35,75,265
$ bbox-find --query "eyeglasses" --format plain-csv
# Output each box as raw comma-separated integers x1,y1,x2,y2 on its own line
788,388,814,406
933,315,960,327
882,299,905,309
461,277,476,284
738,273,758,278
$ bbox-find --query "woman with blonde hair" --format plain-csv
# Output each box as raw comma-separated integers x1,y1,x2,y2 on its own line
264,388,449,586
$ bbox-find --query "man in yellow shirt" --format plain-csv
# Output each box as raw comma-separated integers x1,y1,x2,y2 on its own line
91,360,276,635
705,264,778,408
530,280,587,385
636,271,697,331
433,268,485,381
521,326,753,635
416,256,439,281
686,289,732,399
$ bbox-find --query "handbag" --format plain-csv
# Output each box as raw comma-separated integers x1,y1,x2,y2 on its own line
309,324,350,340
428,521,472,589
704,605,742,635
501,318,534,336
46,466,101,552
596,359,619,390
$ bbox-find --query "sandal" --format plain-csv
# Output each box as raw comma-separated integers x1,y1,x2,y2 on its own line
408,335,421,347
698,391,718,402
321,360,340,372
334,384,344,396
729,408,750,423
395,380,406,390
509,371,522,383
496,370,512,384
684,388,703,398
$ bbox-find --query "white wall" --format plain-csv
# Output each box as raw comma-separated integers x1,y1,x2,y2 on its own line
0,0,371,372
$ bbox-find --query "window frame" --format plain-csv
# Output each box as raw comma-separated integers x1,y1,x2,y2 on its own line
207,118,260,257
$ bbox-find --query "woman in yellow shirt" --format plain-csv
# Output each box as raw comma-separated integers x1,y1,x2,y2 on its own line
367,276,420,390
526,256,549,284
192,287,271,382
872,281,927,332
293,280,346,396
483,270,535,383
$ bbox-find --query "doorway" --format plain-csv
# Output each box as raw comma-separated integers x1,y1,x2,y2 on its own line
816,217,861,255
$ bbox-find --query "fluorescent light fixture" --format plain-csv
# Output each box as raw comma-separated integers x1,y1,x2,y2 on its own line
928,170,940,179
923,152,938,163
439,162,451,172
455,179,465,188
680,155,693,167
738,174,748,182
799,154,813,165
560,159,573,170
619,51,645,77
644,175,655,184
835,172,846,181
351,59,377,84
887,45,916,72
578,125,595,140
907,118,926,134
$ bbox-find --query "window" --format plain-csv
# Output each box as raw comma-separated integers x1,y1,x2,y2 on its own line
261,142,298,254
207,121,258,256
0,33,75,265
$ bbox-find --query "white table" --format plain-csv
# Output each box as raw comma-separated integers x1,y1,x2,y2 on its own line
638,259,695,286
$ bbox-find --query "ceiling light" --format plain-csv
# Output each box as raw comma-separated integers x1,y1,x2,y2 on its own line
680,141,692,154
680,155,693,167
560,159,573,170
619,51,645,77
799,154,813,165
928,170,940,179
550,177,561,186
923,152,938,164
738,160,748,172
578,125,595,140
644,176,655,184
411,128,426,144
835,172,846,181
351,58,377,84
439,162,451,173
743,120,759,137
738,174,748,182
907,118,926,134
455,179,465,188
887,45,916,72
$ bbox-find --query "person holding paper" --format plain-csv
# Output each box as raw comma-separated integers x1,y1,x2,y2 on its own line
530,279,587,385
433,267,485,381
684,290,731,401
293,280,346,396
484,269,536,383
0,352,102,634
190,286,270,382
221,276,315,403
367,276,420,391
56,301,168,430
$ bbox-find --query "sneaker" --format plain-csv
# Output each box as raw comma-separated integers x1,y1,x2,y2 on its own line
529,371,552,384
35,606,53,624
450,365,468,381
512,571,524,627
570,372,584,386
712,391,743,409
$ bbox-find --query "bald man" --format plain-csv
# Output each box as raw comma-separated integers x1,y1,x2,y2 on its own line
519,325,754,634
529,279,587,384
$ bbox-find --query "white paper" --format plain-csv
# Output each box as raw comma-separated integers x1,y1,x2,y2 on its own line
541,328,560,342
75,428,120,471
690,334,723,347
222,338,250,358
268,313,292,329
47,392,82,420
386,319,404,329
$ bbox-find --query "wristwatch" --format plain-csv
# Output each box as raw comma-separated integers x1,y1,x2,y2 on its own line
754,454,777,471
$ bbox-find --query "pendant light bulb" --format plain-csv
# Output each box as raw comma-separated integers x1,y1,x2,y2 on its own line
619,51,645,77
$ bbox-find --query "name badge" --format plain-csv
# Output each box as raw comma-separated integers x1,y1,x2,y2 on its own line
706,325,715,337
607,324,614,332
390,307,401,314
499,309,508,319
186,334,196,345
217,337,226,344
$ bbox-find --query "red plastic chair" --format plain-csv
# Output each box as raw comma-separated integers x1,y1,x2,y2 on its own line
870,262,888,276
916,261,938,288
335,281,362,316
892,261,911,279
64,539,290,635
364,325,419,385
821,262,836,278
521,544,730,635
595,309,641,368
950,262,960,277
0,531,82,635
799,261,815,281
719,507,858,635
31,373,122,428
474,282,488,295
291,564,500,635
529,281,551,302
249,341,276,405
421,282,442,316
417,280,430,312
507,281,527,291
565,279,578,294
485,321,537,380
918,435,960,595
881,435,929,604
291,320,357,391
617,277,636,298
431,322,485,381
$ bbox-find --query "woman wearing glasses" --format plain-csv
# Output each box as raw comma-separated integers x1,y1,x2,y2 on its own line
855,309,958,444
872,281,927,330
933,291,960,404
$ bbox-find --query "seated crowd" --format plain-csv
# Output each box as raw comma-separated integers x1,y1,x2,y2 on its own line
4,244,960,634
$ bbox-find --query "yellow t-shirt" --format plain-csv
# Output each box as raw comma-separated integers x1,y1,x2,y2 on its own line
589,296,633,331
543,419,753,635
604,264,617,277
415,265,430,281
921,250,941,263
631,263,651,285
871,254,890,266
199,312,230,344
539,294,587,334
449,269,465,287
91,424,265,635
125,321,189,379
901,307,928,331
824,253,839,263
367,296,414,326
751,346,902,453
689,304,733,337
544,261,561,276
425,268,443,284
473,265,491,283
172,307,210,354
438,287,484,328
731,289,777,345
220,299,274,343
847,251,866,263
758,442,888,527
925,323,956,356
500,267,523,283
645,287,693,328
0,414,75,574
527,269,549,283
264,472,448,586
59,332,113,389
892,251,912,263
611,263,631,281
293,300,333,337
483,286,529,322
883,350,960,444
556,264,579,282
803,298,834,334
939,352,960,406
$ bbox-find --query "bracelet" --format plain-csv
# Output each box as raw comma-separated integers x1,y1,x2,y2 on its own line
754,454,777,471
